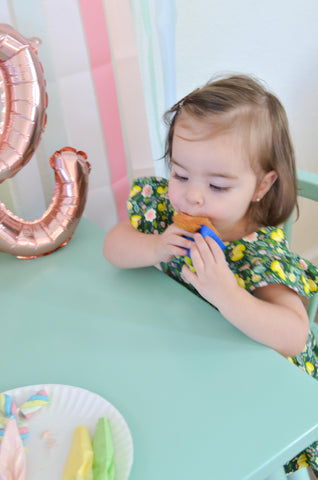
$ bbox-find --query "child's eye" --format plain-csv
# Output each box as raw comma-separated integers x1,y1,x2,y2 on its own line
173,173,188,182
209,184,228,192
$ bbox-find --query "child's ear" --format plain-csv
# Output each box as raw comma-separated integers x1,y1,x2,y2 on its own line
253,170,277,201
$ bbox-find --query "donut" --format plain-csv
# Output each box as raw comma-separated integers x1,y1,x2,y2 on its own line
173,212,221,237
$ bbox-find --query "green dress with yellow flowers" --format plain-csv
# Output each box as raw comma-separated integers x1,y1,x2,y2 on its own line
127,176,318,476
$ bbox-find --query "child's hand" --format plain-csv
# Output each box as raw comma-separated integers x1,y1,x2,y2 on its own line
154,224,194,264
181,233,238,307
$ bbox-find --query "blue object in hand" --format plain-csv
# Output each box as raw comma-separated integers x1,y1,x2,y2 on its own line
185,224,226,257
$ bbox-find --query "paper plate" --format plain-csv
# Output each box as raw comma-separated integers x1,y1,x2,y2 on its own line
3,384,133,480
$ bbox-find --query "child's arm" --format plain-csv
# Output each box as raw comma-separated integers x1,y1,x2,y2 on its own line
220,281,309,358
182,234,309,357
103,219,193,269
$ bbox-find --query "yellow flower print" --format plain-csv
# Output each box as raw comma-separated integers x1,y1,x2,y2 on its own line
306,361,314,376
270,228,285,242
277,269,286,281
235,274,245,289
157,202,166,212
308,278,318,292
127,201,132,211
288,356,297,365
251,274,261,283
297,452,309,469
301,274,310,295
184,256,195,272
130,185,142,197
157,185,168,195
270,260,286,281
230,244,246,261
131,215,141,229
289,273,296,283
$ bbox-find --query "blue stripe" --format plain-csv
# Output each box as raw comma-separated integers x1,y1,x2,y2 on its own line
4,395,11,415
27,394,49,401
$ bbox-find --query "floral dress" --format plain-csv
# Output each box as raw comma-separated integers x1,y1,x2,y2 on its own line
127,176,318,476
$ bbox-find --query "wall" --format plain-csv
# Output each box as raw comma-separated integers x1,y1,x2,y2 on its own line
172,0,318,261
0,0,317,262
0,0,154,234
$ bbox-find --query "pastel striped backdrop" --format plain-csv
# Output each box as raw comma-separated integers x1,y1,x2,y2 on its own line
0,0,176,231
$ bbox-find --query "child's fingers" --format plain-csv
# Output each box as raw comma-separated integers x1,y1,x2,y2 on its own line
163,234,193,258
194,233,225,260
172,246,190,257
181,264,197,285
192,233,217,264
205,236,226,263
189,242,205,271
190,234,226,272
168,223,195,238
167,236,192,255
178,235,194,249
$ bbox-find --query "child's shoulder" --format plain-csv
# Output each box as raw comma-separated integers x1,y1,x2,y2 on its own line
225,226,318,297
242,226,288,250
129,176,168,194
128,176,170,203
226,226,289,259
127,176,174,232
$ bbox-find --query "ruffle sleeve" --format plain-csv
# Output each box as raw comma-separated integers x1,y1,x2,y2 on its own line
126,177,174,234
225,227,318,297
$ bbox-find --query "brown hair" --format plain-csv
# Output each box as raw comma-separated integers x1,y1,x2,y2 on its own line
163,74,298,226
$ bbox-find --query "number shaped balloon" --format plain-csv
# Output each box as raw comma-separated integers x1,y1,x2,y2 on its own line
0,24,91,258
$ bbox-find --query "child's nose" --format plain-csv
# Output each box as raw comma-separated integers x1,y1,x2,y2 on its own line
185,185,204,206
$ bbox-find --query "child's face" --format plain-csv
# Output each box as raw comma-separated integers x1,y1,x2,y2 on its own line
168,113,264,241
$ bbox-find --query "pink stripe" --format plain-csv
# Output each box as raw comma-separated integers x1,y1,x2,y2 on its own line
18,426,30,434
79,0,129,220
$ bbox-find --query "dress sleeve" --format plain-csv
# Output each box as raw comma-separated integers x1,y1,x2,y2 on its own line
126,177,174,234
226,227,318,298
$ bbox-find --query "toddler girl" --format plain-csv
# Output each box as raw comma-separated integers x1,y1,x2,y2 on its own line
104,74,318,476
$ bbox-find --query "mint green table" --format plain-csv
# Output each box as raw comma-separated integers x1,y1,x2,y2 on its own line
2,218,318,480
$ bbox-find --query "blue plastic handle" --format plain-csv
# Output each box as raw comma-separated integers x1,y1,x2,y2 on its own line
184,225,226,257
200,225,226,251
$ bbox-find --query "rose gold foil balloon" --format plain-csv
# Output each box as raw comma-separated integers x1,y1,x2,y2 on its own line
0,147,91,258
0,24,90,258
